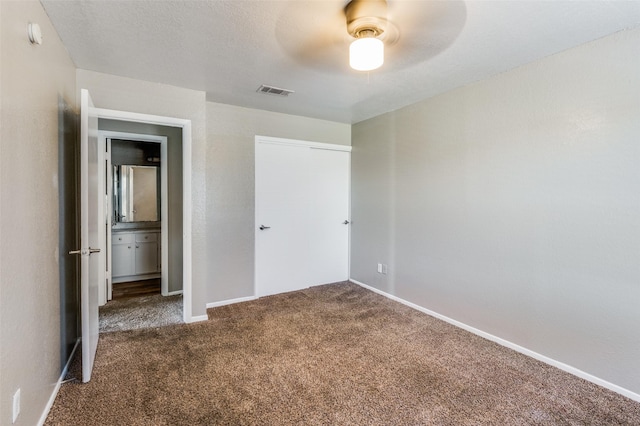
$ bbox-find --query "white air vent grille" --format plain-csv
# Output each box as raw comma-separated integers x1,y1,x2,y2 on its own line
257,85,294,97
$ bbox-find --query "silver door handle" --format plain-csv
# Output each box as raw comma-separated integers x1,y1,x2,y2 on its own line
259,225,271,230
343,220,350,225
69,248,101,255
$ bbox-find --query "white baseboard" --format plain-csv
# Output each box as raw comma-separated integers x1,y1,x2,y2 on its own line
163,290,183,296
185,314,208,323
206,296,256,309
38,339,80,426
349,279,640,403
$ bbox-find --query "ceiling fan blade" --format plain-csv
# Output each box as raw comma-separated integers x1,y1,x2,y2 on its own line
275,0,467,74
275,1,351,72
383,0,467,70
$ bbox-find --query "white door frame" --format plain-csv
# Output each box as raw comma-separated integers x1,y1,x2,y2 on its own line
95,107,194,322
99,131,169,303
255,135,353,152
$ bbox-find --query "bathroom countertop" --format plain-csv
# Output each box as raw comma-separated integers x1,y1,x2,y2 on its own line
112,223,161,232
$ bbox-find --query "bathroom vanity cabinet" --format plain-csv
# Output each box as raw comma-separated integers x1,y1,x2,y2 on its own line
112,230,161,283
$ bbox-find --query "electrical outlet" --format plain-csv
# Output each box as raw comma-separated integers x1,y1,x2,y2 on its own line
12,388,20,423
377,263,383,273
381,264,388,275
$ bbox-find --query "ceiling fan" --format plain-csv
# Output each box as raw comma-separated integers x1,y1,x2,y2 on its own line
275,0,467,74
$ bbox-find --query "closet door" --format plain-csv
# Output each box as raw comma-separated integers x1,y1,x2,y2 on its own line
309,148,350,285
255,138,351,297
255,142,311,297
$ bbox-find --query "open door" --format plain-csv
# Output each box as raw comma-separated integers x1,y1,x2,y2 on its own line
70,89,100,382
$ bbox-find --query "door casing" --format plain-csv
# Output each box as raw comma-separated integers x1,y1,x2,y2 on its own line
94,107,194,323
99,131,169,303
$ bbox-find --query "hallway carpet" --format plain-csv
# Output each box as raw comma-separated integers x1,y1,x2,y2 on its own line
99,293,182,333
46,282,639,425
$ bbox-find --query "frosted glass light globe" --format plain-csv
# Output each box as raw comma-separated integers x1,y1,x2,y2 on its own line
349,37,384,71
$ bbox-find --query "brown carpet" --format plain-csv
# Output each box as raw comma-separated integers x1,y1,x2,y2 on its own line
46,282,639,425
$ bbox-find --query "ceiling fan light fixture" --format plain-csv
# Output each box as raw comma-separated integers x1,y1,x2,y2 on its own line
345,0,387,72
350,35,384,71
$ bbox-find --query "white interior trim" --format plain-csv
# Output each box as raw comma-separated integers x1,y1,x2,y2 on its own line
96,135,107,306
37,340,80,426
255,135,352,152
105,139,113,301
189,314,209,323
161,136,168,295
207,296,257,309
95,107,194,322
99,131,168,298
94,108,190,128
181,121,194,323
165,290,183,296
350,278,640,403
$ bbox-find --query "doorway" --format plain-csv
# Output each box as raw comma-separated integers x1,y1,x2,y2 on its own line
75,90,194,382
97,127,183,331
95,109,194,323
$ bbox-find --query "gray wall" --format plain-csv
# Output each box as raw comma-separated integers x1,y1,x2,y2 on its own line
206,102,351,302
78,71,351,313
0,1,77,424
110,139,161,166
351,28,640,395
100,120,184,293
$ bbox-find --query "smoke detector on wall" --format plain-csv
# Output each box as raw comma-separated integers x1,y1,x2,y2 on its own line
28,23,43,45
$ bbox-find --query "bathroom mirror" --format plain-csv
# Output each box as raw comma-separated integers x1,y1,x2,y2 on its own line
113,165,160,223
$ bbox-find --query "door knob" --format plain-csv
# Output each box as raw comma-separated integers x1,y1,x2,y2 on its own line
343,220,350,225
259,225,271,230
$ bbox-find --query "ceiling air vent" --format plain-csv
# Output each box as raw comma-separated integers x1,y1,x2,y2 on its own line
257,85,294,97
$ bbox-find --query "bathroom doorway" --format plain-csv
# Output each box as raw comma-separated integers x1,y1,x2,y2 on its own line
97,123,184,331
106,135,165,301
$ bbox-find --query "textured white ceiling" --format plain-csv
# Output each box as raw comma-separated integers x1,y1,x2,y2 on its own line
41,0,640,124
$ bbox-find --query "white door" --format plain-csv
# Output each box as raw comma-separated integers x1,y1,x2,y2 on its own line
255,139,351,297
78,89,100,382
255,142,311,296
309,148,350,285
